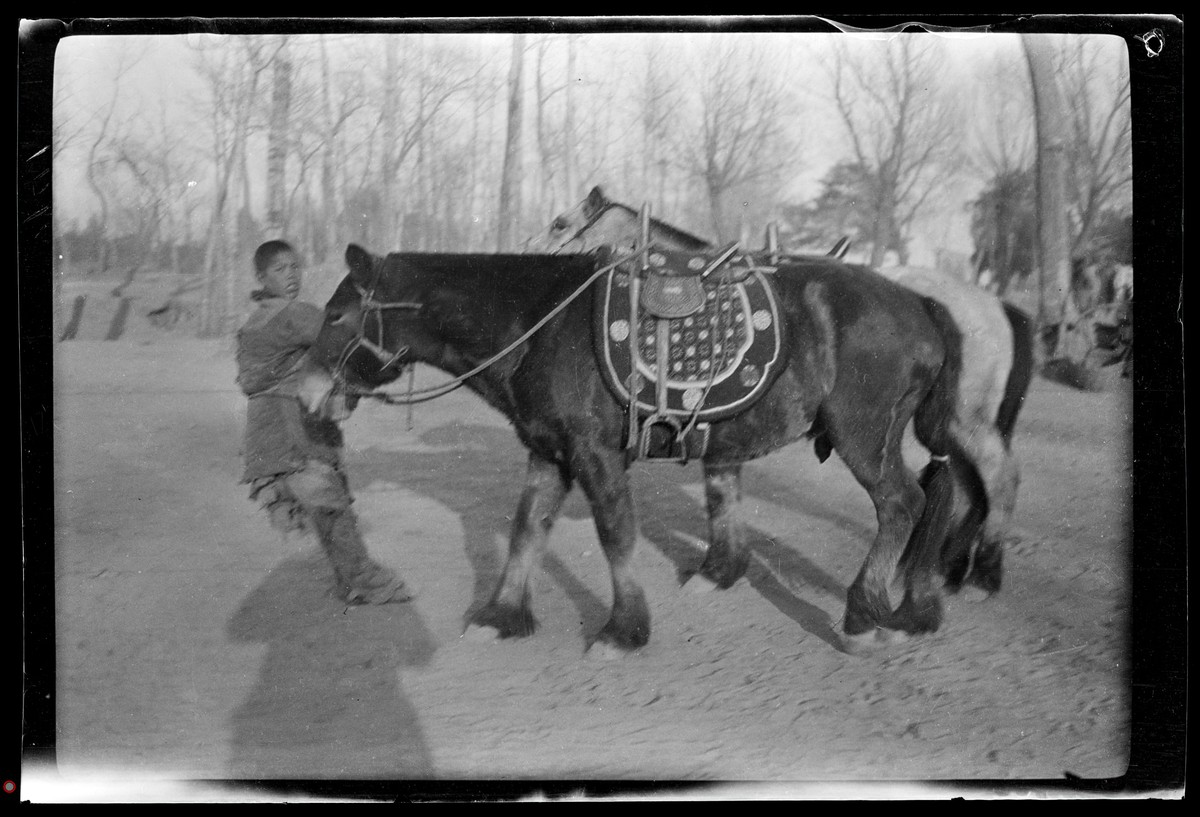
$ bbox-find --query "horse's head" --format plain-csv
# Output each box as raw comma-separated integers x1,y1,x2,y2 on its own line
528,185,712,257
524,185,615,253
311,243,429,398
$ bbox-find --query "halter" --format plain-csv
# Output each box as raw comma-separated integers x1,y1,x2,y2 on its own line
557,200,621,252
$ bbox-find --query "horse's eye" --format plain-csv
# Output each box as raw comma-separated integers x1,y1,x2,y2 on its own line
551,217,568,232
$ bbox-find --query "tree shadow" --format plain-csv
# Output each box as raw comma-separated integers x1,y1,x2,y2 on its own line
349,422,852,650
226,550,438,779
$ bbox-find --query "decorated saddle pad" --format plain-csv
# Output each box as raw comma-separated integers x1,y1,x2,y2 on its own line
593,248,787,422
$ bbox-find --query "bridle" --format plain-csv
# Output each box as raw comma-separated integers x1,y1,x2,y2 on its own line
553,201,622,253
328,251,422,387
328,246,643,407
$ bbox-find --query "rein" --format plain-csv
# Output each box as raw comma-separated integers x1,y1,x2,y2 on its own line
333,246,644,407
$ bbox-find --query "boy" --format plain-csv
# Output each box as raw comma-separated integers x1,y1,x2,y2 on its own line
236,240,412,605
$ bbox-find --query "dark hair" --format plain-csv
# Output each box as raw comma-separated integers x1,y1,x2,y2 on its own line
253,240,296,277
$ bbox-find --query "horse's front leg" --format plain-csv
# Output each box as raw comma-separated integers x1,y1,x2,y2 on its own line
570,445,650,656
464,451,570,640
688,462,751,591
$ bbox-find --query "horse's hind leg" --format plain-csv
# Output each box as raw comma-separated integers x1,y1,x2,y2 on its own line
465,452,570,640
967,446,1020,595
832,414,930,651
942,427,1009,597
570,445,650,655
690,463,751,590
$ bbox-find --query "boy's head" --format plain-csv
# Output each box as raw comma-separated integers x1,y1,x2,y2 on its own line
253,240,302,300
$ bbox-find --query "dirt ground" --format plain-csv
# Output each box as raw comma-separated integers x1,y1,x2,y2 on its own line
37,327,1134,799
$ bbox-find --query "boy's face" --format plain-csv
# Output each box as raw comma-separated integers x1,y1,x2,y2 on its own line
258,250,303,300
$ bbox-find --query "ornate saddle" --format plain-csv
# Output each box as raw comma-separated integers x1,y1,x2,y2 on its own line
593,243,787,461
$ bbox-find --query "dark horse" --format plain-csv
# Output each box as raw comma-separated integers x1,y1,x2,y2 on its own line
310,244,988,656
529,186,1036,597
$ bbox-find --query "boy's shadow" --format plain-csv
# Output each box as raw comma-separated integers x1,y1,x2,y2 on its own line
226,551,438,779
351,423,851,649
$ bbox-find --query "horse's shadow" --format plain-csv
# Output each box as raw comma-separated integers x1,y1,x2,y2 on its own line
349,422,854,650
226,552,438,779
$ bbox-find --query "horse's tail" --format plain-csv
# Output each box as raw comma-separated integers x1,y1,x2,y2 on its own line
996,302,1036,448
900,298,991,603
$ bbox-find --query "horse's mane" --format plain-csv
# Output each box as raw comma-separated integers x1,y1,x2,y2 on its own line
385,251,597,270
380,252,600,300
606,201,711,251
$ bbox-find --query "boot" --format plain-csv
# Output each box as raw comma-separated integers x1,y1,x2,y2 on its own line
312,509,414,604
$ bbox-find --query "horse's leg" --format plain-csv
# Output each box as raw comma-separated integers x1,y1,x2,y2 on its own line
688,462,751,592
570,444,649,656
942,426,1008,598
832,405,930,653
464,452,570,640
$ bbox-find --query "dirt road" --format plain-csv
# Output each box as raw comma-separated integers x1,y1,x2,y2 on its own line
42,336,1133,795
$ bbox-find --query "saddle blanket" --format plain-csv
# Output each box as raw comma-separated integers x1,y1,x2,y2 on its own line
592,249,786,422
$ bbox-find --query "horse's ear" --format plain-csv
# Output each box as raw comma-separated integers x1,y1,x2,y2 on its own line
585,186,608,217
345,244,375,286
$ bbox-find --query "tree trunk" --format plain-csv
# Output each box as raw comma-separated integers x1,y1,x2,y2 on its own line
496,34,526,252
381,38,400,250
318,39,338,265
265,38,293,238
564,36,578,201
1024,35,1081,360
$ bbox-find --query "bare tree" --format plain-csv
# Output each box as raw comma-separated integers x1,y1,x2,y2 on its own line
677,39,802,244
1058,36,1133,261
637,36,684,211
192,36,273,336
496,34,527,252
111,96,204,274
265,37,293,238
827,36,961,266
563,34,580,202
364,36,483,250
78,47,146,274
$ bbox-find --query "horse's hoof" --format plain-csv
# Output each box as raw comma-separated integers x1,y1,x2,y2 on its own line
461,623,502,643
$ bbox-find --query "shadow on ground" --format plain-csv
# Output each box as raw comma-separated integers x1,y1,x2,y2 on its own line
349,422,848,650
226,550,438,779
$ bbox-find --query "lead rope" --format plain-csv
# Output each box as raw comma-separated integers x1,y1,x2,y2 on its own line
406,364,415,431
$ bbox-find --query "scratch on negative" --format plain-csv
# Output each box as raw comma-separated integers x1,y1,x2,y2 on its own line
879,395,903,484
